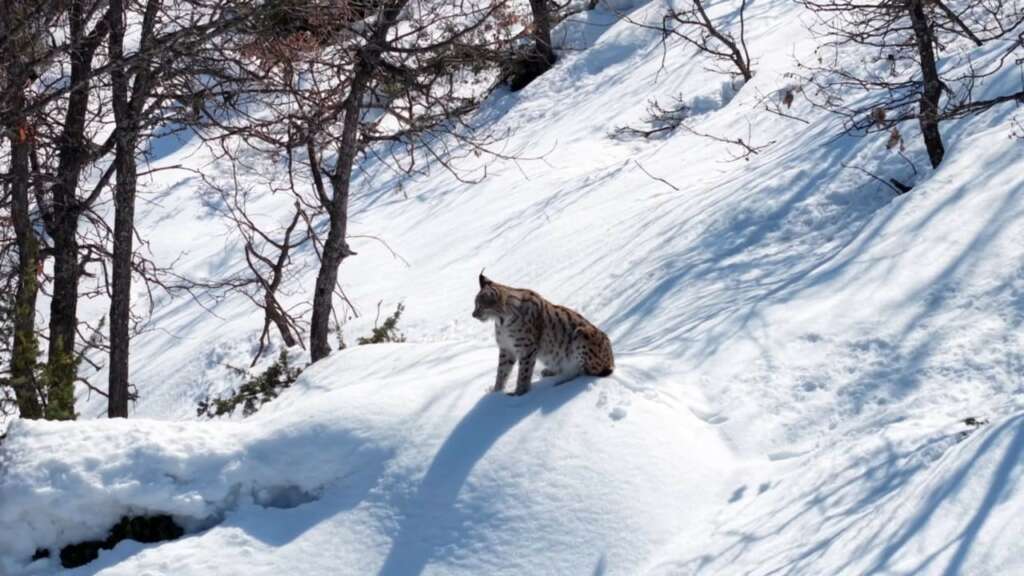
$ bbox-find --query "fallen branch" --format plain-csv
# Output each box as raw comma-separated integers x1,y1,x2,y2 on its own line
634,160,680,192
841,161,912,195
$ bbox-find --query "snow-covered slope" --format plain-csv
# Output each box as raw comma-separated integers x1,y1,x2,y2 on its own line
3,0,1024,573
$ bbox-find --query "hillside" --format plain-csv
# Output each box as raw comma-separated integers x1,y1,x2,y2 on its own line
2,0,1024,574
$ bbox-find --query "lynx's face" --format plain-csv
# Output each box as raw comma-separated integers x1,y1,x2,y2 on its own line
472,274,503,321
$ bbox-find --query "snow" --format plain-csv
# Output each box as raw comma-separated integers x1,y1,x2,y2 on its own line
1,345,734,574
3,0,1024,573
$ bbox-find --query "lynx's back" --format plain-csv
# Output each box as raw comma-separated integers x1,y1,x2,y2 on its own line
534,296,615,378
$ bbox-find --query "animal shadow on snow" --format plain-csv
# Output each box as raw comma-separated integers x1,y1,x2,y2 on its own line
376,377,590,576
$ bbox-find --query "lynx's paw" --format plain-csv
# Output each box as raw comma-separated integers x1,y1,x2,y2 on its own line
541,368,559,377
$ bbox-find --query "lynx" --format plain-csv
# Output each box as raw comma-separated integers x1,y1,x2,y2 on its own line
472,273,614,396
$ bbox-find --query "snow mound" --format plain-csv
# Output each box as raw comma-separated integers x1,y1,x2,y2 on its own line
1,344,734,574
0,404,389,567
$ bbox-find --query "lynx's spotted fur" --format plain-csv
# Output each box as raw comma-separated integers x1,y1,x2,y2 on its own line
472,273,614,396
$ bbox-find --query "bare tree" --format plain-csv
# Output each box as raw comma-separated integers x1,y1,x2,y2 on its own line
662,0,753,82
612,0,764,158
906,0,945,166
799,0,1024,168
107,0,153,417
3,0,517,427
103,0,264,416
203,164,313,366
0,0,63,419
197,0,510,362
1,129,22,420
27,0,117,420
2,0,255,419
239,203,308,364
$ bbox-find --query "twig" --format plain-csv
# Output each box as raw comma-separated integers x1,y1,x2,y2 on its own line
633,160,680,191
78,377,109,398
763,104,810,124
841,161,909,195
348,234,412,267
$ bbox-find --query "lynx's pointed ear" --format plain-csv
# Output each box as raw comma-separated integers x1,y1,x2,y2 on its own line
479,269,491,289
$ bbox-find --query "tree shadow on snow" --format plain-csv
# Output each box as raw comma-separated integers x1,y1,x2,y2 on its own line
376,379,589,576
868,414,1024,575
663,413,1024,575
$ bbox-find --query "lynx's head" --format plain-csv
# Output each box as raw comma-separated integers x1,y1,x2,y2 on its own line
472,272,505,322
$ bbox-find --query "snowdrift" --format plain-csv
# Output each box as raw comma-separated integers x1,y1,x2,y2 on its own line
2,344,734,574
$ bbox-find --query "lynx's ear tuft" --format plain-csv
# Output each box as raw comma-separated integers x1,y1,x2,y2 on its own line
479,269,492,288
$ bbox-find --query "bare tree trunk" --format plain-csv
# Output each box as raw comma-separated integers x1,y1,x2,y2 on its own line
268,305,298,347
6,123,44,419
908,0,945,168
46,219,80,420
44,0,107,420
2,0,44,419
529,0,555,67
106,0,161,417
508,0,557,91
107,0,133,418
308,1,409,361
308,61,369,362
107,154,135,418
309,218,350,361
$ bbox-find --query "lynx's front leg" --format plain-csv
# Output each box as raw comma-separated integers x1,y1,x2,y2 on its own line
511,347,537,396
494,349,515,393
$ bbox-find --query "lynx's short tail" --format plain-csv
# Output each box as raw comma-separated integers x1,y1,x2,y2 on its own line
598,366,613,377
